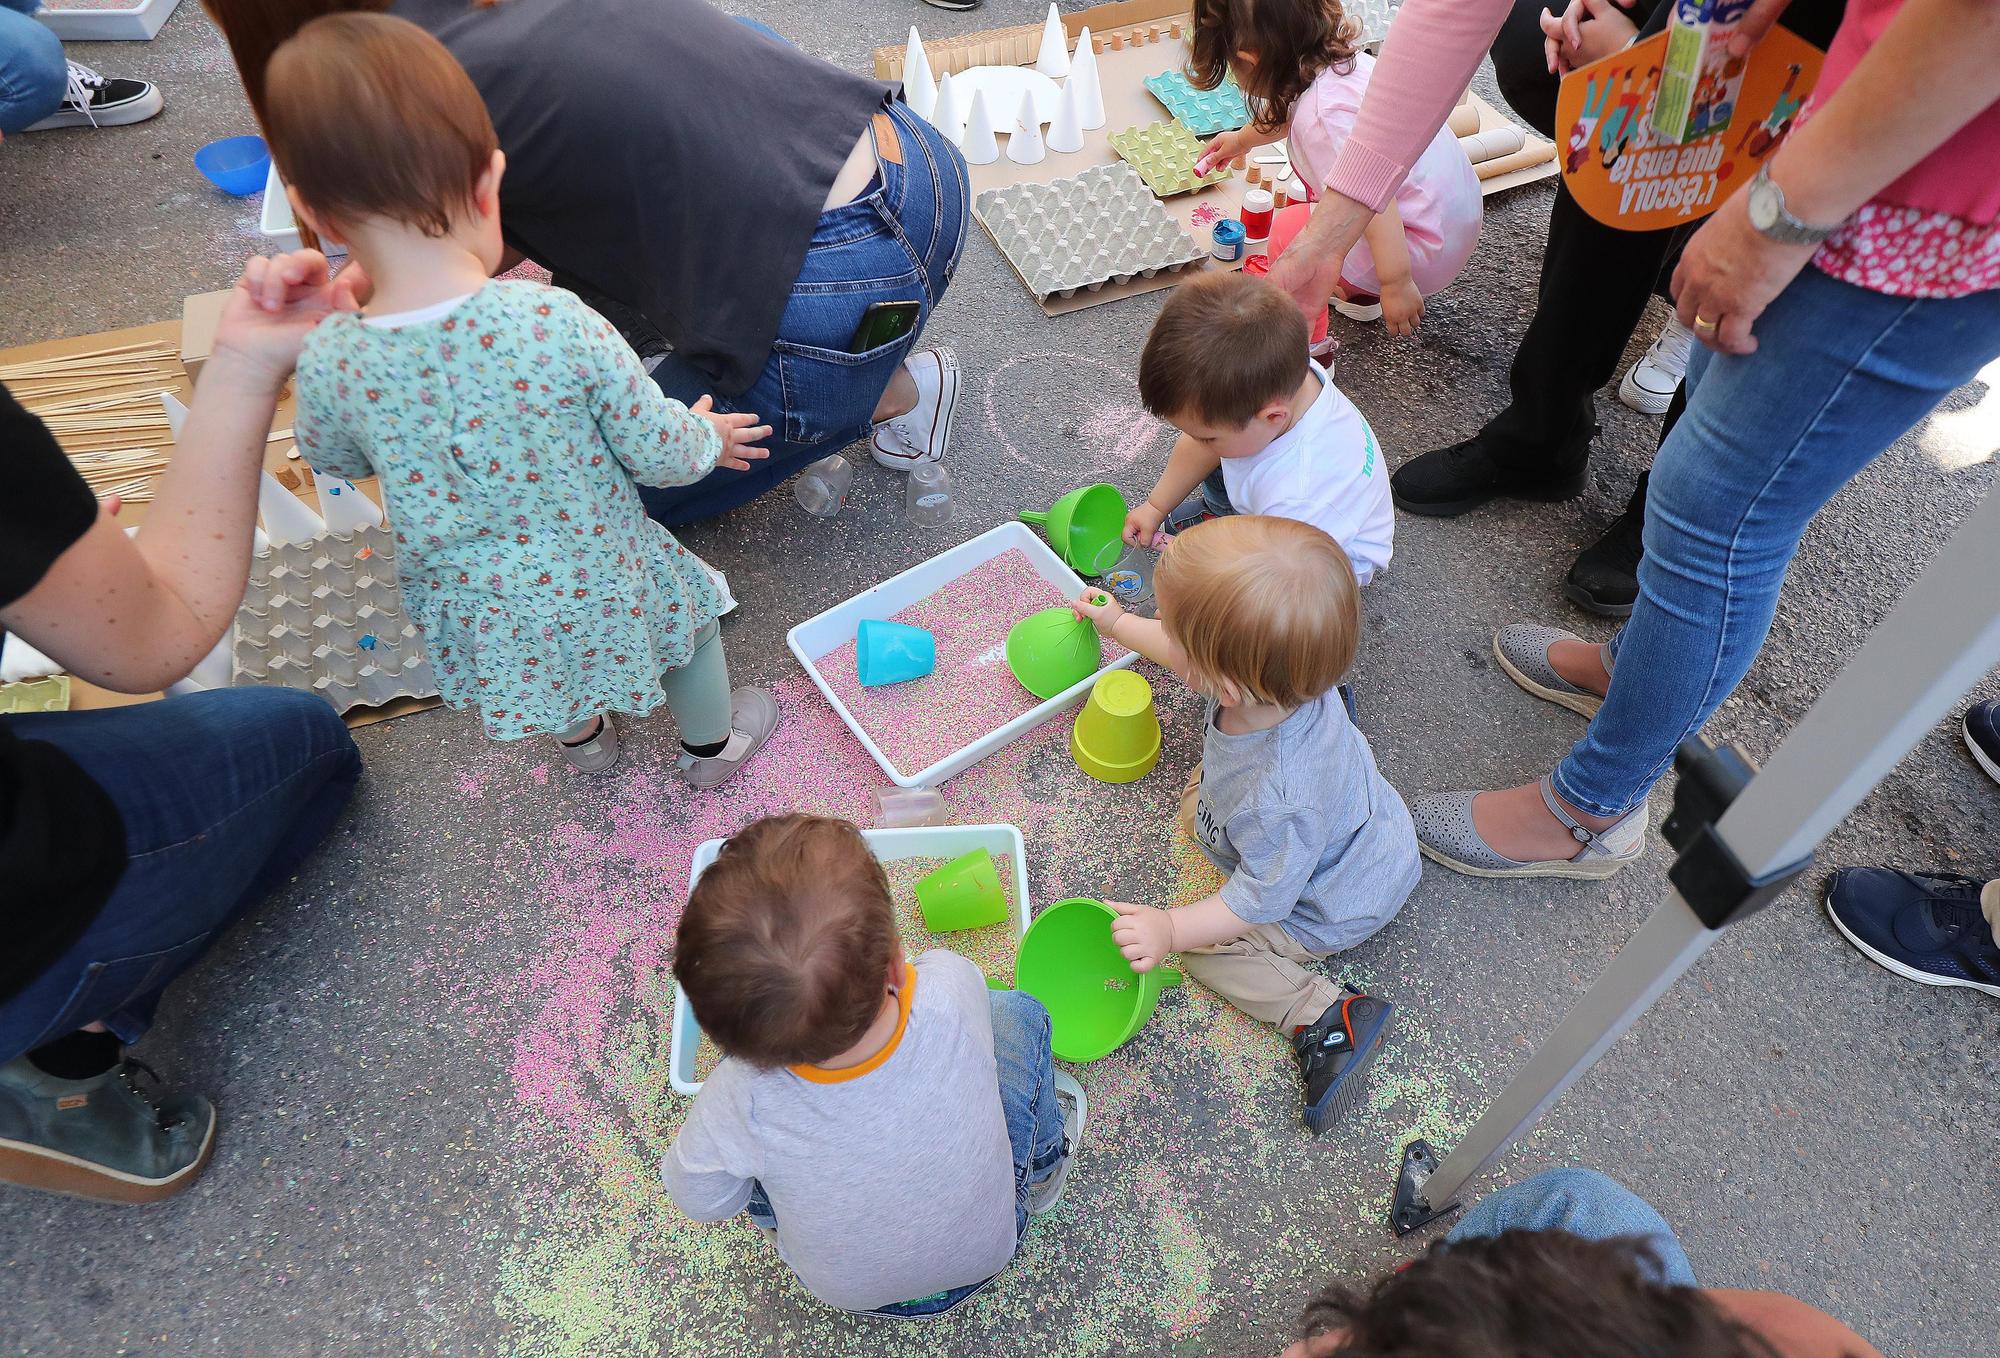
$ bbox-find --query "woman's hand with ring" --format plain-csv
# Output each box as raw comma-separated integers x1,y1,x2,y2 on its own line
1670,187,1822,355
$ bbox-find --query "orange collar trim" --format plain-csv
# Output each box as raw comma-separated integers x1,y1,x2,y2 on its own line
791,963,917,1085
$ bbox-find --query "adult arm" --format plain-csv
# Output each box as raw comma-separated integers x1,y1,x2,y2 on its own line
0,251,362,693
1674,0,2000,352
1267,0,1518,316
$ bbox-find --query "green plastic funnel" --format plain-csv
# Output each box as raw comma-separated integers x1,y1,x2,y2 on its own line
1005,607,1104,700
1020,484,1128,577
1016,898,1182,1063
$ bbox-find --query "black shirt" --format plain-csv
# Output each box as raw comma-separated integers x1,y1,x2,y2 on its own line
393,0,892,395
0,383,128,1005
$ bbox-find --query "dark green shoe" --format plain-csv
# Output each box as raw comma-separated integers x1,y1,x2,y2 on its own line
0,1054,216,1203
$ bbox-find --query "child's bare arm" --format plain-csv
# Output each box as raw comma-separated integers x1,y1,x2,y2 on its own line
1071,591,1191,680
1126,431,1221,546
1362,202,1424,336
1107,894,1251,972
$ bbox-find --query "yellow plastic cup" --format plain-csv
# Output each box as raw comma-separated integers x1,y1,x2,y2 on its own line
913,849,1008,932
1070,669,1161,783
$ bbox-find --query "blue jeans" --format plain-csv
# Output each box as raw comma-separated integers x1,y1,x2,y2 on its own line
1447,1167,1697,1287
640,96,969,524
745,989,1066,1319
1554,267,2000,817
0,688,363,1061
0,0,65,135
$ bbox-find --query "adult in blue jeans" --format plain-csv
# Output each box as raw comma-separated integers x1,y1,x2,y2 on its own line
1409,0,2000,879
208,0,970,525
1282,1168,1884,1356
0,250,364,1204
0,0,163,135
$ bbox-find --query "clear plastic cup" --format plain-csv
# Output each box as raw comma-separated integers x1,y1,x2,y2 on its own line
906,462,954,526
793,454,853,517
1102,545,1157,616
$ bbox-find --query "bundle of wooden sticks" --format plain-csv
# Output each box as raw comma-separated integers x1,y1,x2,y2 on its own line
0,340,181,503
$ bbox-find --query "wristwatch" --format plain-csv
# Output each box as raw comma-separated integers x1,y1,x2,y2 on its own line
1746,164,1839,245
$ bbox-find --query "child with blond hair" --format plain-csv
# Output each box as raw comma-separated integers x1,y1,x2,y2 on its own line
1075,515,1418,1135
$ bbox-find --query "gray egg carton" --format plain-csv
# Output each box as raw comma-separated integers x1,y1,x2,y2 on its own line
231,525,438,715
975,163,1209,303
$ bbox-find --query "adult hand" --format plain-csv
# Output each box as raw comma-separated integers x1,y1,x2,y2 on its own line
1379,277,1425,336
1727,0,1794,57
215,250,367,389
1106,900,1175,973
1669,185,1821,355
1539,0,1639,74
687,395,772,471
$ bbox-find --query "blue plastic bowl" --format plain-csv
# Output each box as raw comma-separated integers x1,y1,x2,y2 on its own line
194,135,271,197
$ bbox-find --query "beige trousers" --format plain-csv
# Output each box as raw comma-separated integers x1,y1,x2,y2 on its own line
1176,764,1345,1032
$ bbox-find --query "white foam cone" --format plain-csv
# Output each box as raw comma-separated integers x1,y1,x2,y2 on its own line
1006,90,1047,165
168,631,237,695
259,469,326,546
930,71,966,145
902,26,937,120
317,476,386,534
1035,3,1070,78
159,390,189,441
1071,29,1106,130
962,89,1000,165
1047,76,1085,153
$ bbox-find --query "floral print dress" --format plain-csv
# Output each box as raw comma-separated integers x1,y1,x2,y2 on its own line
294,281,726,740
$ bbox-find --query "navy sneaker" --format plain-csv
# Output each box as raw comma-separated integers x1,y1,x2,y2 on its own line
1293,986,1394,1137
1824,868,2000,998
1964,700,2000,787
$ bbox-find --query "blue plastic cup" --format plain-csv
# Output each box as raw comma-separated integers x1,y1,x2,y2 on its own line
856,619,936,687
195,135,272,197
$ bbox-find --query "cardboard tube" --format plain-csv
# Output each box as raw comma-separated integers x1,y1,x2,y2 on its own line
1448,103,1481,138
1460,126,1527,163
1474,141,1556,181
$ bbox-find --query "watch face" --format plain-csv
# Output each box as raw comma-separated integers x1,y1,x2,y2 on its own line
1749,180,1779,232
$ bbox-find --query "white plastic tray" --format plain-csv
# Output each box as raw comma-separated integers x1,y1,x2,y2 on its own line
257,162,346,256
787,521,1137,788
36,0,181,42
667,823,1033,1096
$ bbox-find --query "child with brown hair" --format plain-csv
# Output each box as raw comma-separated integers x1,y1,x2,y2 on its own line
1073,516,1418,1136
267,13,777,780
665,814,1085,1317
1187,0,1482,333
1127,271,1394,588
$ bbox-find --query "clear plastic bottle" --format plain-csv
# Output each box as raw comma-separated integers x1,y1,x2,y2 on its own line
906,462,954,526
793,453,853,517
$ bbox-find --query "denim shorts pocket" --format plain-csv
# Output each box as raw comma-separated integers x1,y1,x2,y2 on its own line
771,331,918,447
28,932,218,1050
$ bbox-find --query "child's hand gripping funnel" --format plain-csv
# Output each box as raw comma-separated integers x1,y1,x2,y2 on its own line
856,618,936,687
1071,669,1161,783
1016,898,1182,1062
1005,607,1103,700
1020,484,1128,577
913,848,1008,931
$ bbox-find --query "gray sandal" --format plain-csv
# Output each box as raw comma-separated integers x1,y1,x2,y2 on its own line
1412,776,1646,880
1494,625,1607,719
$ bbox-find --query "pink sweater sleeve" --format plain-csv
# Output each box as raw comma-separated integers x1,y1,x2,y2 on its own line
1323,0,1516,211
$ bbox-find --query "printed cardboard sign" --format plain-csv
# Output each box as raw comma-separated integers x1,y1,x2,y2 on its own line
1556,24,1823,231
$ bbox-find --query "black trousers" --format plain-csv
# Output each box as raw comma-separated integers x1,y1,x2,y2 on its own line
1479,0,1845,515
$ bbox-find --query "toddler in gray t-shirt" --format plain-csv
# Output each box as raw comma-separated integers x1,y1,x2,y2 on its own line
1072,514,1418,1137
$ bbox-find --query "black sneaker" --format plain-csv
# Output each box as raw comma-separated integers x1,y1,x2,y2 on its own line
1824,868,2000,998
1293,986,1394,1137
0,1051,216,1203
1563,502,1645,617
1965,700,2000,787
922,0,982,9
23,61,164,132
1389,432,1591,518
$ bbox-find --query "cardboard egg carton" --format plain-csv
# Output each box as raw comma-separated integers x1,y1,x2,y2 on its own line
231,525,439,715
1107,118,1234,196
975,162,1209,302
1142,70,1250,136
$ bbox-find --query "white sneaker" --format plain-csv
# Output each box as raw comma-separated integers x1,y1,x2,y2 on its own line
1618,317,1693,415
24,62,163,132
871,348,959,471
1028,1070,1088,1216
1332,296,1384,323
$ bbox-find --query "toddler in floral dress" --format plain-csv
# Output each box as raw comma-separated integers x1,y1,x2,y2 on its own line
267,13,778,779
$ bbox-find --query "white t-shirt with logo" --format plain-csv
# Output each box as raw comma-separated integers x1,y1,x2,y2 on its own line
1217,362,1393,585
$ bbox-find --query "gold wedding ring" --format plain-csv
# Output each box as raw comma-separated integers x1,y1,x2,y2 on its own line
1693,315,1718,331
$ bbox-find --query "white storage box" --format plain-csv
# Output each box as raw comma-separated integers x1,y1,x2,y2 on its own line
667,822,1032,1096
37,0,182,42
787,521,1138,788
257,162,346,256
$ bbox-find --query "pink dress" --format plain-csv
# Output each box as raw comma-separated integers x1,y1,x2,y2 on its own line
1286,53,1484,297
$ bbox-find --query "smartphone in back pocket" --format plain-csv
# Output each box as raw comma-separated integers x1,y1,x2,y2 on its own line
849,300,922,354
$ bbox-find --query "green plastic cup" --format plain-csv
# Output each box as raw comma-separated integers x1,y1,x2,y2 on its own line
1016,898,1182,1062
1005,607,1104,700
913,849,1008,932
1020,484,1128,577
1071,669,1162,783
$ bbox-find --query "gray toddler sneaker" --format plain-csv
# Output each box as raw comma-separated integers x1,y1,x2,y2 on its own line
1028,1070,1088,1216
556,714,621,773
1493,624,1606,719
677,688,781,789
1412,777,1646,880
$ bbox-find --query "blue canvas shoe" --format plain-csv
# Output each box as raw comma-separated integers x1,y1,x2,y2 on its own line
1964,700,2000,787
1824,868,2000,999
